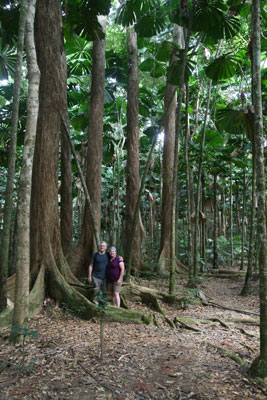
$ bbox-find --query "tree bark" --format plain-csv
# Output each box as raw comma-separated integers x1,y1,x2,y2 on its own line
68,17,106,277
10,0,40,343
60,42,73,256
170,24,187,294
229,161,233,267
213,167,218,269
158,28,179,272
240,173,247,271
192,81,212,280
241,138,256,294
124,26,141,270
0,0,27,312
250,0,267,378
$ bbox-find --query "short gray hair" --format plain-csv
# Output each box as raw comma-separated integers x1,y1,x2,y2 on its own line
109,246,117,252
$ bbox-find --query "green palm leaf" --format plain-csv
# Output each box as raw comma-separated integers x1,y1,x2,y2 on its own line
0,45,16,80
115,0,158,26
192,0,225,35
205,54,238,82
167,56,196,84
155,41,176,62
216,107,245,134
134,12,167,37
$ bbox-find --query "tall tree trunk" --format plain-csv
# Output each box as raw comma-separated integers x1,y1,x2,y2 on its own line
124,26,141,270
125,133,158,281
192,81,212,281
184,83,193,267
169,24,185,293
68,17,106,276
60,44,73,255
10,0,40,343
250,0,267,378
235,181,241,234
159,27,180,273
213,167,218,269
229,161,233,267
241,139,256,295
30,0,63,281
240,173,247,271
0,0,27,312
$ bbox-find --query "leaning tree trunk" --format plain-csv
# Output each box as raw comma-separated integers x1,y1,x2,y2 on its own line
10,0,40,343
250,0,267,378
0,0,27,312
68,17,106,277
124,26,141,271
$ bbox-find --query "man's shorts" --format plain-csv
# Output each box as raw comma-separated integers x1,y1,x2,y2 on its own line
107,280,122,294
92,276,106,292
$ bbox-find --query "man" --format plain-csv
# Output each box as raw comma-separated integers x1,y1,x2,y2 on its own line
88,241,109,296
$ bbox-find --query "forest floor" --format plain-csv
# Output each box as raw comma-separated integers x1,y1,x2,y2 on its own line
0,271,266,400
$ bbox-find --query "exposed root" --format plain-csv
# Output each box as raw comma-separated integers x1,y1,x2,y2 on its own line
0,265,46,328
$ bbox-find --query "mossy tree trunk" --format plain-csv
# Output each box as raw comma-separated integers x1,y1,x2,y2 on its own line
10,0,40,343
0,0,27,312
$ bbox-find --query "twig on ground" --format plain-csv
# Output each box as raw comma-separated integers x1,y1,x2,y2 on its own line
207,300,259,317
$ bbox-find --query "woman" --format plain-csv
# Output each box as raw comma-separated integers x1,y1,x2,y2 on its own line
106,246,125,307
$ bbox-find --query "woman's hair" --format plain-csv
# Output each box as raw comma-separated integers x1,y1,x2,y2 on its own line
109,246,117,252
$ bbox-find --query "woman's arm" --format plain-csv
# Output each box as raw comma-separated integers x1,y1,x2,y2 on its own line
117,262,125,285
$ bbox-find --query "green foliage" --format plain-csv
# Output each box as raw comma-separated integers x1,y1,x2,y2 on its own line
216,107,245,135
0,44,16,80
134,12,168,38
167,55,197,84
64,0,112,41
192,0,241,41
205,54,239,82
96,289,109,314
115,0,159,27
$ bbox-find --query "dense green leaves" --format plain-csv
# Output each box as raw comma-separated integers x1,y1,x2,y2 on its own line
64,0,112,41
115,0,158,26
134,12,167,37
192,0,241,41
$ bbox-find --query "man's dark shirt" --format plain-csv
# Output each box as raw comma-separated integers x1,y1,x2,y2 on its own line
90,252,109,280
